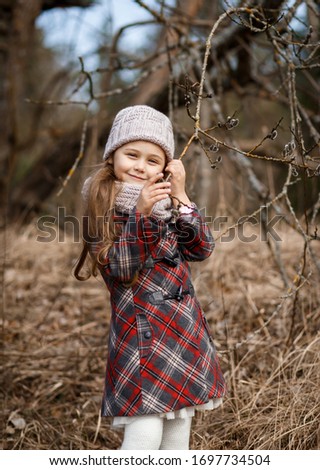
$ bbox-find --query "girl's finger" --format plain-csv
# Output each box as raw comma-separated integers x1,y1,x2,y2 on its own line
149,193,171,203
149,189,171,198
165,161,185,173
143,173,163,187
153,182,171,190
146,183,171,195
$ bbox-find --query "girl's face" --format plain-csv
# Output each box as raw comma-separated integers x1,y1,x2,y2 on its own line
111,141,166,184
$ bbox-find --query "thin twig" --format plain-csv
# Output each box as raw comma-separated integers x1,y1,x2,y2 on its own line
57,113,89,197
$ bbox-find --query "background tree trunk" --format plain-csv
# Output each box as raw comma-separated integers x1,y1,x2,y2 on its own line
0,0,95,221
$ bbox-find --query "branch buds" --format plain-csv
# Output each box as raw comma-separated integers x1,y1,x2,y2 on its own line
268,129,278,140
218,115,239,130
209,142,219,152
282,141,296,159
210,155,222,170
306,164,320,178
225,116,239,130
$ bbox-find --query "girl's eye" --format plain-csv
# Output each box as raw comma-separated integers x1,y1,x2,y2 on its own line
149,159,160,165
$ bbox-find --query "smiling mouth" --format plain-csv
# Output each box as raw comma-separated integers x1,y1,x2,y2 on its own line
129,175,146,181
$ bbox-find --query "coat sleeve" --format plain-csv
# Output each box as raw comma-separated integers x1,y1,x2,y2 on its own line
175,205,215,261
101,209,166,282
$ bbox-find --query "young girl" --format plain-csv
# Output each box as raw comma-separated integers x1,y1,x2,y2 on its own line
75,105,226,450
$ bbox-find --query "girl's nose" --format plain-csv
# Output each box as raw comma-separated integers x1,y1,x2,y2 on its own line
134,160,146,172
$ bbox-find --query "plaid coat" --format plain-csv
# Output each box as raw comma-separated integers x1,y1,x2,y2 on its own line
99,205,226,417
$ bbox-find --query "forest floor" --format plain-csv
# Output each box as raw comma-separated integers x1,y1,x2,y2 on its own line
2,220,320,450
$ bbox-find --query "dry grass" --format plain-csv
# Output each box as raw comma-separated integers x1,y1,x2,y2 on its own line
1,222,320,450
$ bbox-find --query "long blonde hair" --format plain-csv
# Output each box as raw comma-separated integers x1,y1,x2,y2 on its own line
74,161,120,281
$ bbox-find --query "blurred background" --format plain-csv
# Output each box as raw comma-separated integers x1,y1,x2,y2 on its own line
1,0,320,450
1,0,319,220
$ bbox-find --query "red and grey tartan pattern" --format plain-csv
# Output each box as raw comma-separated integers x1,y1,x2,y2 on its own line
99,206,227,417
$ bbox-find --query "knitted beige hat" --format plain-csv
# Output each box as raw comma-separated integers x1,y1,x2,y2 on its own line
103,105,174,161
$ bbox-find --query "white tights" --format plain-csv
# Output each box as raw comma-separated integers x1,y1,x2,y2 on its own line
120,415,192,450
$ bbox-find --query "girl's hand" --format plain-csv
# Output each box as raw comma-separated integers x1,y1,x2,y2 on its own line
136,173,171,216
165,160,191,207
